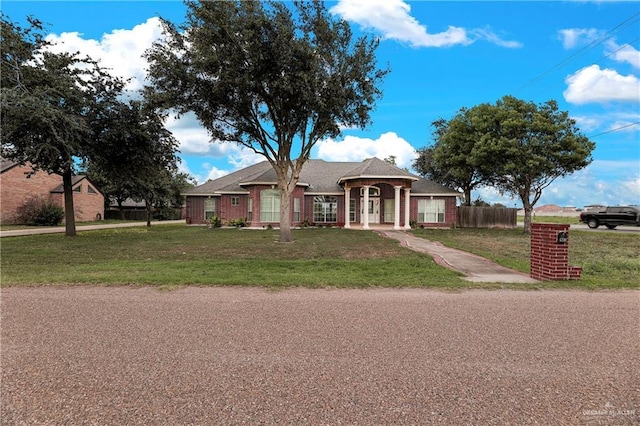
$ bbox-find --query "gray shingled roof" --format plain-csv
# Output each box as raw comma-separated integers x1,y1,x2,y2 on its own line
184,158,461,197
338,157,418,182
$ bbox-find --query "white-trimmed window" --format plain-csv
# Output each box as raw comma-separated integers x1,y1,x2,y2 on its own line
293,198,301,222
205,198,216,220
384,199,395,222
360,186,380,197
418,199,445,223
247,197,253,221
313,196,337,223
231,196,240,206
349,199,356,222
260,189,280,222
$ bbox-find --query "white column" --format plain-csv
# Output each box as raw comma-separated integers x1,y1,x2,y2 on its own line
363,185,370,230
344,185,350,229
393,186,401,230
404,187,411,230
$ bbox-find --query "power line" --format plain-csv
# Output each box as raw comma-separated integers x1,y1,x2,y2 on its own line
519,12,640,90
591,37,640,67
588,121,640,138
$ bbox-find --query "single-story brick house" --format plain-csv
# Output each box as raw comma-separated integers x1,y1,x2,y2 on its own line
0,159,105,224
183,157,461,229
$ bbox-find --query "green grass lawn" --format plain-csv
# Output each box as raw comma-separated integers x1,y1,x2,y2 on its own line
412,228,639,289
1,225,637,289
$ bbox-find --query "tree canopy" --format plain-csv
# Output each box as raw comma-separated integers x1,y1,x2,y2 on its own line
414,96,595,232
1,14,125,235
85,97,181,226
145,0,389,242
2,13,182,234
413,112,489,206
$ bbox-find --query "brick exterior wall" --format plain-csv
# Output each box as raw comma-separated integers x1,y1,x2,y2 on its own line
51,181,105,223
1,164,104,224
185,188,458,228
409,196,458,228
530,223,582,281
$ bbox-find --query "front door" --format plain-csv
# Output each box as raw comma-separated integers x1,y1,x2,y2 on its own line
361,197,380,224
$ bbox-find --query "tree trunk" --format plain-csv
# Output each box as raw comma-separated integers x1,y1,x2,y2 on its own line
62,167,77,237
117,199,125,220
463,188,472,206
522,199,533,234
145,195,153,227
279,186,293,242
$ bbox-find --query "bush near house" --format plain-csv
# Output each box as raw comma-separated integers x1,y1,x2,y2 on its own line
15,196,64,226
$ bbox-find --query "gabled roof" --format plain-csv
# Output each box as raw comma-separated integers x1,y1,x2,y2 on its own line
50,175,90,193
184,158,461,197
184,161,274,195
338,157,418,183
1,159,19,173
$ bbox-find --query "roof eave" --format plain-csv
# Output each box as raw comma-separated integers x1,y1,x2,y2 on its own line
338,175,420,183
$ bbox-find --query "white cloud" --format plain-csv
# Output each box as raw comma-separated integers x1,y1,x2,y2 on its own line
557,28,602,49
45,17,163,93
471,28,522,49
315,132,417,169
605,40,640,69
474,161,640,208
330,0,519,48
564,65,640,104
572,115,602,132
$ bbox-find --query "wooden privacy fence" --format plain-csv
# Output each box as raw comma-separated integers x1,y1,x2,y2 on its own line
457,206,517,228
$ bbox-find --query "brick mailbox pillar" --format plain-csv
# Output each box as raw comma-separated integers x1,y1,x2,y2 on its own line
530,223,582,281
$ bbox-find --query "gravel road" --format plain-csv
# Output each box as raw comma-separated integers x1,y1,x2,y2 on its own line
2,287,638,425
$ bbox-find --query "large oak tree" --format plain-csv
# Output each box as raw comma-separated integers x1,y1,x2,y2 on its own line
145,0,389,242
86,97,180,226
415,95,594,232
475,96,594,232
1,15,125,236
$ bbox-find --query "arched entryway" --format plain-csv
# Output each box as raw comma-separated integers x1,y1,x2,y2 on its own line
341,179,415,230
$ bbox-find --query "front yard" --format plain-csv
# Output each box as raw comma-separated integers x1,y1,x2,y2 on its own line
1,225,638,289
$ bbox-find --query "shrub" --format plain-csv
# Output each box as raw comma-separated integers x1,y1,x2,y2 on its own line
15,196,64,226
206,215,222,228
226,217,247,228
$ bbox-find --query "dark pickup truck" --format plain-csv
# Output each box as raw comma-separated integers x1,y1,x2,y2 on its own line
579,206,640,229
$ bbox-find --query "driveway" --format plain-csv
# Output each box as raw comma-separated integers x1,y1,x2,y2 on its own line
2,287,638,425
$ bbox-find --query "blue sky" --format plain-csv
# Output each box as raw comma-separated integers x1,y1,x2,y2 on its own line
3,0,639,208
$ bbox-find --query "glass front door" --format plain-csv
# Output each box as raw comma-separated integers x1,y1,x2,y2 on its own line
361,197,380,224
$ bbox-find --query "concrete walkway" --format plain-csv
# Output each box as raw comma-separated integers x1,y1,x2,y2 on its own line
380,230,539,284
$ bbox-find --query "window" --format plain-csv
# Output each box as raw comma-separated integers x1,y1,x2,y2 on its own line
418,199,445,223
205,198,216,220
384,199,395,222
360,186,380,197
349,199,356,222
247,197,253,221
231,196,240,206
294,198,301,222
73,185,81,193
260,189,280,222
88,186,97,194
313,196,337,223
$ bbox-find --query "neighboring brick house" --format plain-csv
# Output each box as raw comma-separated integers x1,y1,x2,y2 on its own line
0,159,104,224
183,157,461,229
